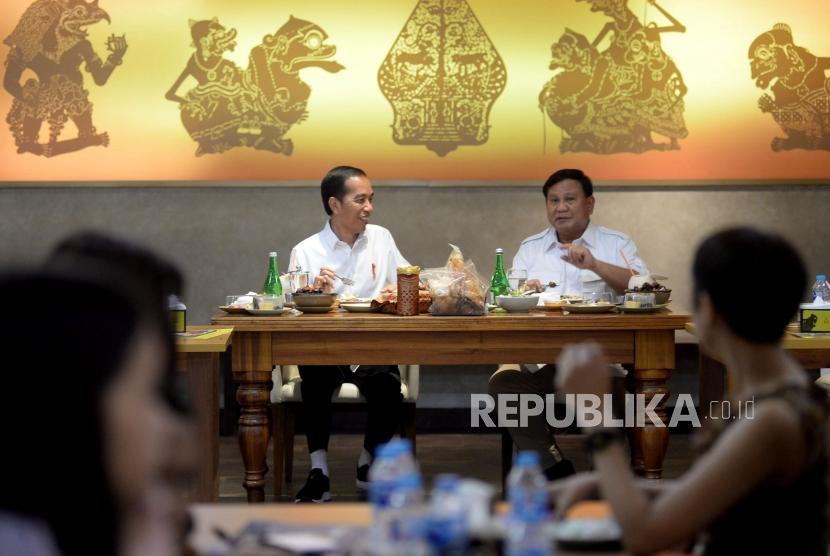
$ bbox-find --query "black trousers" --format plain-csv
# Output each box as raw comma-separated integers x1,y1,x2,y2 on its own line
298,365,402,457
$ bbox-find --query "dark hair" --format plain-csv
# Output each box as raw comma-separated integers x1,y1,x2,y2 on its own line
0,272,156,555
693,228,806,344
543,168,594,199
320,166,366,216
47,231,188,414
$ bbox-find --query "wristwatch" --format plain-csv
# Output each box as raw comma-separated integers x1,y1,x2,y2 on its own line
585,428,624,453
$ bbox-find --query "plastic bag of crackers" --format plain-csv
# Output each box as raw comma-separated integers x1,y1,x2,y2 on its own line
421,244,488,316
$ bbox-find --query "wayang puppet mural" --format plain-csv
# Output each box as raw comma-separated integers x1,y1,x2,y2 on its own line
166,16,344,156
538,0,688,154
3,0,127,157
749,23,830,152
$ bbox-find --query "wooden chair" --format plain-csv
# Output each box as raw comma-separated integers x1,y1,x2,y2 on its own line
269,364,419,495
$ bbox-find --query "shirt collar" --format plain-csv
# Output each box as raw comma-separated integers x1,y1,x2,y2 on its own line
321,220,367,250
547,220,596,250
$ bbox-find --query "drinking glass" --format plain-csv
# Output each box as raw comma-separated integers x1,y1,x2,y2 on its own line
508,268,528,293
288,271,311,293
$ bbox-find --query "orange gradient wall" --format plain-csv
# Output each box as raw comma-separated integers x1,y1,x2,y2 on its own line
1,0,828,183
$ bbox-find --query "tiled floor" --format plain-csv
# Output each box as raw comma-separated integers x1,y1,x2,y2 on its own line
219,432,694,503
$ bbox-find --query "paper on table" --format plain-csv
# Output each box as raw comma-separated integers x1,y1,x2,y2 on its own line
261,531,338,552
180,328,232,340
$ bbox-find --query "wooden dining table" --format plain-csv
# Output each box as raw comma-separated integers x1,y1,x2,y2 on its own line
176,325,233,502
187,502,631,556
686,322,830,417
212,309,690,502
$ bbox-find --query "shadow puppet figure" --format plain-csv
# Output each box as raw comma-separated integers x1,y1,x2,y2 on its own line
750,23,830,151
3,0,127,157
165,16,344,156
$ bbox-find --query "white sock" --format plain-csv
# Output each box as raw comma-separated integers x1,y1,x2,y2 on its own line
310,449,329,477
358,448,373,468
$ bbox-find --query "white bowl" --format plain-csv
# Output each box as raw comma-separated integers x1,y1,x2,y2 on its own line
496,295,539,313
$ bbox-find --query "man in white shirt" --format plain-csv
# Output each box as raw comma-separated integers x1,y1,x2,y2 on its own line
489,168,649,480
288,166,409,502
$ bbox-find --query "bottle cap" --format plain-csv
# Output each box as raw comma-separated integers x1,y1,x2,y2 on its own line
515,451,540,467
818,274,827,281
495,248,504,254
269,251,277,257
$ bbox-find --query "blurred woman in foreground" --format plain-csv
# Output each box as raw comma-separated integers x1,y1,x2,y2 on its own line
553,228,828,554
0,272,193,556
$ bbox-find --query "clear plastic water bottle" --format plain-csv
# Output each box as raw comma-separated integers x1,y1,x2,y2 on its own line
811,274,830,304
505,451,551,556
427,474,468,551
368,440,418,554
386,473,428,556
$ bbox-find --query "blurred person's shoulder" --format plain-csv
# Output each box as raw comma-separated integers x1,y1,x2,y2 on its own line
0,512,62,556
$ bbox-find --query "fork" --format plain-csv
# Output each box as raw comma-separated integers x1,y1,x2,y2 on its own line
332,272,354,286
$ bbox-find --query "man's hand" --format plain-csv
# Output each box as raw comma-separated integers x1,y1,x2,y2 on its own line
560,243,596,270
555,341,610,399
313,267,337,293
526,279,546,293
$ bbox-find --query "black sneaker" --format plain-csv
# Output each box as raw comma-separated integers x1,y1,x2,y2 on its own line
356,464,370,491
295,468,331,503
544,458,576,481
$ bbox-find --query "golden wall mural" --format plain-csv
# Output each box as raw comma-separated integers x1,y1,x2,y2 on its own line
3,0,127,157
538,0,687,154
165,16,343,156
749,24,830,152
0,0,828,183
377,0,507,156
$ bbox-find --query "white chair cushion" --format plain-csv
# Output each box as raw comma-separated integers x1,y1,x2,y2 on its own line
277,379,410,403
270,365,417,404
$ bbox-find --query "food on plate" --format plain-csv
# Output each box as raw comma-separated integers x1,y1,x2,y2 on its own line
628,281,669,292
294,286,326,295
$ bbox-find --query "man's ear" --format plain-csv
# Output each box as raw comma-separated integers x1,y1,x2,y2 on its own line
587,195,596,214
328,196,340,215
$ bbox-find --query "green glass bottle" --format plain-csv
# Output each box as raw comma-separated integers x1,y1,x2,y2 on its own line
490,248,510,299
263,251,283,296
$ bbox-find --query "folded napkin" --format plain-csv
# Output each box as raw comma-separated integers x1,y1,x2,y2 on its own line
229,291,259,307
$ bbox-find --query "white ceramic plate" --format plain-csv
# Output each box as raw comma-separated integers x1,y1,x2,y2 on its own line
295,305,337,314
245,308,286,316
340,302,376,313
219,305,250,314
564,303,617,314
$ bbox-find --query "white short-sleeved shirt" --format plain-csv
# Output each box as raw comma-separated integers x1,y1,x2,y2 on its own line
513,222,649,296
289,222,409,299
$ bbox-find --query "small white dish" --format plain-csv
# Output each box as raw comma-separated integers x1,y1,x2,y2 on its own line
496,295,540,313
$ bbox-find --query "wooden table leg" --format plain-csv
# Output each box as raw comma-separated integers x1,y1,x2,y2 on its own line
632,330,674,479
177,352,220,502
232,332,273,503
